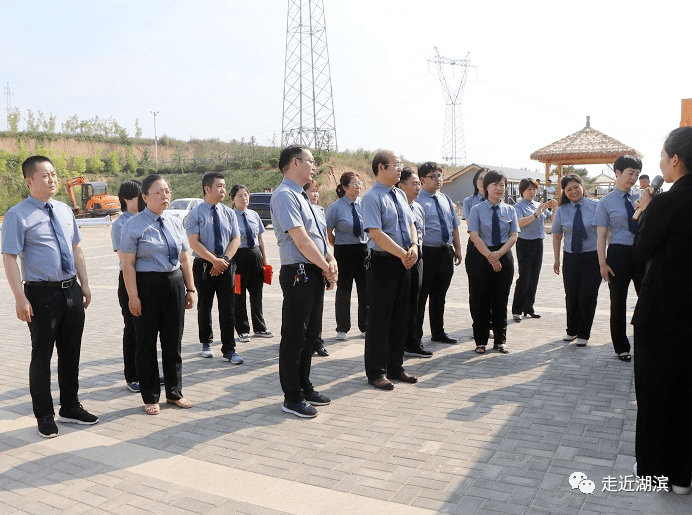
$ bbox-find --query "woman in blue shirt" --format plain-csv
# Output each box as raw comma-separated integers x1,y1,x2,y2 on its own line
467,170,519,354
462,167,488,220
511,178,557,321
552,174,601,347
325,172,367,343
121,175,196,415
231,184,273,343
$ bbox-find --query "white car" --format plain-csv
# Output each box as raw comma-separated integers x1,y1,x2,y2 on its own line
166,198,203,225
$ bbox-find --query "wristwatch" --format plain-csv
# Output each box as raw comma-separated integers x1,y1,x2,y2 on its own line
222,255,230,262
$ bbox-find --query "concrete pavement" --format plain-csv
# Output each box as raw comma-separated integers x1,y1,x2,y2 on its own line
0,223,688,515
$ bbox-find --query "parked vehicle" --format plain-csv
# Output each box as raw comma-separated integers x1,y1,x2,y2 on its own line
64,177,121,218
248,192,272,226
166,198,203,225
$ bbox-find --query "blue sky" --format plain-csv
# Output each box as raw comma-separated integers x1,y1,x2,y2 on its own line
2,0,690,176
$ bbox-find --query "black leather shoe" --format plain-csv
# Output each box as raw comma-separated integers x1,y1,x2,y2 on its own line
431,333,457,344
387,371,418,384
368,377,394,390
313,346,329,357
523,312,541,318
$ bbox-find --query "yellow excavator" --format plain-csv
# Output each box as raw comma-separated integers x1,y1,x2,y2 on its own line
64,177,121,218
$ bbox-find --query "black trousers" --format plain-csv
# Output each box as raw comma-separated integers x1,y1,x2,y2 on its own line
234,247,267,334
279,264,324,402
634,326,692,488
364,253,410,380
416,245,454,340
406,256,423,350
24,282,84,418
511,238,543,316
606,244,643,354
193,258,236,353
118,271,137,383
467,244,513,346
134,270,185,404
562,251,601,340
333,244,368,334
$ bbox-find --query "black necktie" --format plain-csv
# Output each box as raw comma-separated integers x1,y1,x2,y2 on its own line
571,204,586,254
351,201,362,238
211,205,223,256
432,195,450,243
624,193,638,234
157,216,179,266
45,203,72,273
243,212,255,248
491,205,501,246
301,191,328,255
389,190,411,249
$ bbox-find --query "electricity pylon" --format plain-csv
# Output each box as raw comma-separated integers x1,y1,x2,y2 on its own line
281,0,338,152
429,48,473,167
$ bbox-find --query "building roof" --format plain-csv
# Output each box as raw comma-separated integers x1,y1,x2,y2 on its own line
444,163,543,184
591,172,616,185
530,117,642,165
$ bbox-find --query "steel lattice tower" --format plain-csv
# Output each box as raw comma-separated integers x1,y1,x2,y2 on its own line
281,0,337,152
429,48,473,167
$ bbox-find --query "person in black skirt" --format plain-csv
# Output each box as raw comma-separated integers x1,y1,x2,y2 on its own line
231,184,274,343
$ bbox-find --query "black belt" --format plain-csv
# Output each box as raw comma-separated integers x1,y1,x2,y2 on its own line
24,277,76,289
370,249,394,257
422,245,453,252
283,262,321,272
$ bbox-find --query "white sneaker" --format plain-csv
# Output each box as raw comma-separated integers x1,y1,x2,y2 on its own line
672,484,692,495
563,334,577,342
575,338,588,347
335,332,347,340
238,333,251,343
200,343,214,358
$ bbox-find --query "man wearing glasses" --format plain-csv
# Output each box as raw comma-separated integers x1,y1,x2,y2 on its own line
270,145,338,418
415,162,462,346
362,150,419,390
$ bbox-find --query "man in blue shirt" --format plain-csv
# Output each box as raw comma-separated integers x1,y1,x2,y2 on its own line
270,145,338,418
415,162,462,345
1,156,98,438
186,172,242,364
362,150,419,390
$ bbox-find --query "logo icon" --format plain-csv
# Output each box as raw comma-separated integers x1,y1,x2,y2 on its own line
569,472,594,495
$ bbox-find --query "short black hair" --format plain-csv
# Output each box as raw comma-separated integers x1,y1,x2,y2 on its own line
482,170,506,198
472,167,489,196
418,161,442,178
664,126,692,175
141,174,165,196
397,166,417,187
202,172,225,195
613,154,642,174
518,178,538,195
559,173,583,205
22,155,53,178
639,174,650,181
117,180,142,212
279,145,308,173
230,184,248,200
371,150,394,176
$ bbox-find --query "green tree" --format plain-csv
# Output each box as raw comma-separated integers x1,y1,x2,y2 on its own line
15,140,30,174
72,155,88,176
7,107,20,132
49,149,69,178
87,148,105,174
105,150,122,174
62,114,79,134
124,147,138,173
134,118,142,138
25,109,38,133
139,147,154,170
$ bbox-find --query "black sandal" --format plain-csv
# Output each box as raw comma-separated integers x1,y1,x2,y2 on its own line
618,353,632,362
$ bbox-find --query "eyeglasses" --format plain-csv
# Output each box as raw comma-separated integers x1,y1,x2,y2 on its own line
385,162,404,170
151,189,172,197
424,174,443,180
297,157,316,165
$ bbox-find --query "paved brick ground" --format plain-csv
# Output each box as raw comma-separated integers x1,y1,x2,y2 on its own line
0,222,688,514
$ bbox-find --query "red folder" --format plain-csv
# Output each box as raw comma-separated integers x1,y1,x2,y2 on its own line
263,264,273,285
234,274,241,294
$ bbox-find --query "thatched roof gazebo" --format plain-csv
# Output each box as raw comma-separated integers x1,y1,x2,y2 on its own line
530,116,642,196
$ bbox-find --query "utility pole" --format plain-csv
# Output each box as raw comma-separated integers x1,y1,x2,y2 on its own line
4,83,14,131
150,111,159,167
428,48,474,167
281,0,338,153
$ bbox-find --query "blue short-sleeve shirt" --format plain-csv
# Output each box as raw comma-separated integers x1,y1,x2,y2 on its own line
270,177,328,265
513,198,552,240
551,197,599,253
120,208,189,272
1,196,81,282
593,188,639,246
185,201,240,258
467,200,520,247
462,193,486,220
111,210,134,270
411,200,425,247
233,207,265,249
416,189,460,246
325,196,366,245
362,181,414,252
